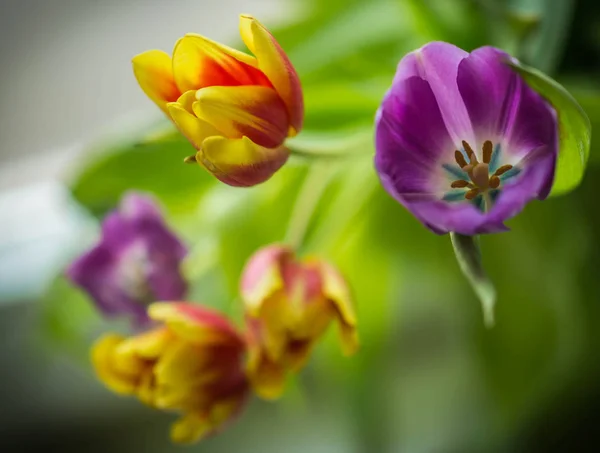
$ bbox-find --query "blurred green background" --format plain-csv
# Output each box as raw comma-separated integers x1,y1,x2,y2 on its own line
2,0,600,451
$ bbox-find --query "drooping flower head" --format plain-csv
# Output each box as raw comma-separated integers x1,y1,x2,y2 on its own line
375,42,558,235
240,245,358,399
92,303,248,444
133,15,303,187
67,192,187,326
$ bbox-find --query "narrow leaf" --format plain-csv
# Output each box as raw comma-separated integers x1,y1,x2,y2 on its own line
450,233,496,327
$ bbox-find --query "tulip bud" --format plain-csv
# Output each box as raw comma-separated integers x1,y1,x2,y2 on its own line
132,15,303,187
240,245,358,399
92,303,248,444
67,192,187,326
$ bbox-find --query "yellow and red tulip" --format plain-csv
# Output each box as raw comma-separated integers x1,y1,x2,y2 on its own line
132,15,303,187
240,245,359,399
92,302,248,444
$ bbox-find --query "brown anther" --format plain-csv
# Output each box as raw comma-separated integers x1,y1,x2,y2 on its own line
454,150,468,168
462,140,478,164
451,180,470,188
465,188,479,200
494,164,513,176
489,175,501,189
482,140,493,164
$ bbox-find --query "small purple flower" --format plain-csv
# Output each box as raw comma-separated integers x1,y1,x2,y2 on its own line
67,192,187,325
375,42,558,235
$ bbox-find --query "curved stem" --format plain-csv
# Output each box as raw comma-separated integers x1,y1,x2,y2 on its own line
288,146,368,160
284,163,334,250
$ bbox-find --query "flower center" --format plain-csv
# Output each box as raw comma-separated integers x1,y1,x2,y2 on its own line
450,140,514,200
441,139,522,211
118,244,155,304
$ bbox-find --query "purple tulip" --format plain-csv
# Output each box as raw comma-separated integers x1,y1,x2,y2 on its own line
375,42,558,235
67,192,187,325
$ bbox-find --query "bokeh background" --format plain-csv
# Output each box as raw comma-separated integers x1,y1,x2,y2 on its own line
1,0,600,451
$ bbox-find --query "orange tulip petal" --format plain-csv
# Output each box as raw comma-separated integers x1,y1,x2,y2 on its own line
172,34,271,93
132,50,181,113
199,136,290,187
193,86,289,148
239,15,304,135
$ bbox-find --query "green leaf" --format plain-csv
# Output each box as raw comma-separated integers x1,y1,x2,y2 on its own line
69,126,214,217
571,88,600,164
509,60,591,196
450,233,496,327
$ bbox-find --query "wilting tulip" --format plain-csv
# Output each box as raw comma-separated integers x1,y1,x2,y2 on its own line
375,42,558,235
92,303,248,444
132,14,303,187
240,245,358,399
67,193,187,326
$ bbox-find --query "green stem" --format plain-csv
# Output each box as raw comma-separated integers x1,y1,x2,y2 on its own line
288,147,367,160
284,163,334,250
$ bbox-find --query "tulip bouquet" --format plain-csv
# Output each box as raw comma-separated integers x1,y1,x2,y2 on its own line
56,6,591,448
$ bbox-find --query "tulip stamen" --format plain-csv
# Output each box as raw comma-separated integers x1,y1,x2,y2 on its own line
448,140,518,209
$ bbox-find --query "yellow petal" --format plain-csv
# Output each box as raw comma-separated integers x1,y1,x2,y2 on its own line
173,89,198,113
239,15,304,135
172,34,269,93
199,136,289,187
246,350,287,400
167,101,220,150
254,294,292,361
193,86,289,148
320,262,359,355
170,413,213,444
136,369,156,406
132,50,181,113
123,327,172,360
91,334,138,395
154,341,218,389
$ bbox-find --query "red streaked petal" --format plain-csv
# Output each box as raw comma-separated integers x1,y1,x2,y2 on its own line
239,15,304,135
193,86,289,148
172,34,271,92
240,245,290,315
198,136,289,187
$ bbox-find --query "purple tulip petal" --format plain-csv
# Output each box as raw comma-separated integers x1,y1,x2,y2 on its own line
404,42,475,147
505,79,559,172
120,192,163,221
375,76,454,198
457,46,521,142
